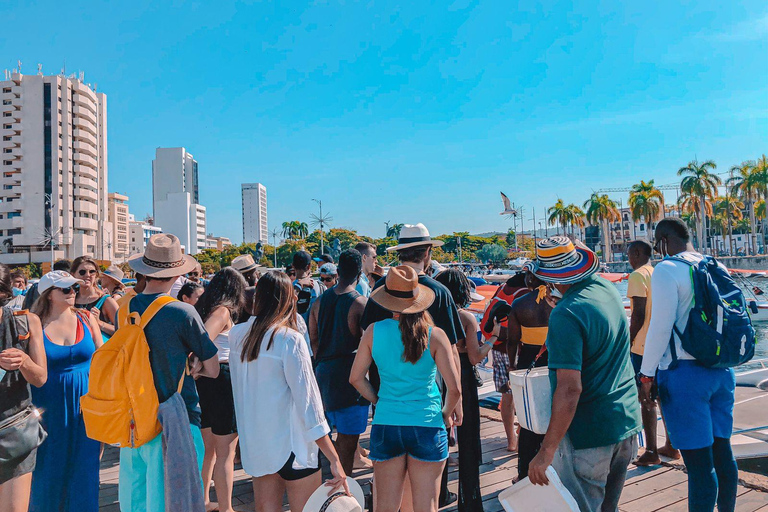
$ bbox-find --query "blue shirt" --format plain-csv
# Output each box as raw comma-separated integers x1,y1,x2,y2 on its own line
371,319,443,428
355,276,371,298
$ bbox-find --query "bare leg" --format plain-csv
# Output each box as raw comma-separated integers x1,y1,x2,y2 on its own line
657,406,681,460
500,393,518,452
407,457,446,512
335,433,360,476
201,428,218,511
634,398,660,466
285,470,322,512
212,433,239,512
354,443,372,470
372,455,408,512
401,472,414,512
0,473,32,512
252,474,285,512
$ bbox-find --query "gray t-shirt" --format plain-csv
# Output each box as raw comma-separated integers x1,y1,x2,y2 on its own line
119,293,218,427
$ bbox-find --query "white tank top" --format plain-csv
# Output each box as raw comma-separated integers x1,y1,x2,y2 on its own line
214,327,232,363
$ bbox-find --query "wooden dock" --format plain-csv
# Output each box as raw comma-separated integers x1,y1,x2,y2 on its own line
97,413,767,511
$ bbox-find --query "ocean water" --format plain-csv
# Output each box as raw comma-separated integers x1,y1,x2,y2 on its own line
612,281,768,361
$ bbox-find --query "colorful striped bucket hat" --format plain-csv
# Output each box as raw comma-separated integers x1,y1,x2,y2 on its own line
529,237,599,284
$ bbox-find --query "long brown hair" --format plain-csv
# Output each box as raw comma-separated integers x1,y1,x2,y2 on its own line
240,271,298,362
398,310,434,364
31,288,79,324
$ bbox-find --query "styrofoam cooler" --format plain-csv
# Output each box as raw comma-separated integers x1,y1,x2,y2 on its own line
498,466,580,512
509,367,551,435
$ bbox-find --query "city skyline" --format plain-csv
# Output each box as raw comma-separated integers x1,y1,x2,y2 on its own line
1,2,766,244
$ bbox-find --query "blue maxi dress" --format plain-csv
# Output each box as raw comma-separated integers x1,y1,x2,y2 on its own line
30,314,100,512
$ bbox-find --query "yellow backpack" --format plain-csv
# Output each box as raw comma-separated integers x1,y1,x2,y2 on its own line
81,295,177,448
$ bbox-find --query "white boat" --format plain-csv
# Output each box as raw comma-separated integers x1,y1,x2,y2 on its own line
736,358,768,387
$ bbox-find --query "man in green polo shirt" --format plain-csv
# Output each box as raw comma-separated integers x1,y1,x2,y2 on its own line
527,237,641,512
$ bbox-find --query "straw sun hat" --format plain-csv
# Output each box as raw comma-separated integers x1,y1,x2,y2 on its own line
127,234,198,279
386,223,444,252
302,477,365,512
231,254,258,273
370,265,435,314
101,265,125,286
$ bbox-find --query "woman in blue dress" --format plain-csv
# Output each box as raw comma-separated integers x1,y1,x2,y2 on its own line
29,271,103,512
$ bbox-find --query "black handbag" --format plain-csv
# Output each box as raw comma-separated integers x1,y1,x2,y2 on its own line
0,406,47,465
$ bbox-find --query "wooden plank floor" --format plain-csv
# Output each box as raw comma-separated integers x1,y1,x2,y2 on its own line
97,415,767,511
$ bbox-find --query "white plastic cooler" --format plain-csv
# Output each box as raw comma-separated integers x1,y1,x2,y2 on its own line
509,367,551,435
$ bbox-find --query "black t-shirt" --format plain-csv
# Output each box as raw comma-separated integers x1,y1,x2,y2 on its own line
361,274,465,345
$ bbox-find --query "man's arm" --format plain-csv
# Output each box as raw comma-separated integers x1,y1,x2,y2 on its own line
528,369,582,485
629,296,647,345
308,299,321,358
640,263,678,377
506,305,523,369
348,296,368,341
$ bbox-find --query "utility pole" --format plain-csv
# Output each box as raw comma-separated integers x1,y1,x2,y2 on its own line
270,228,280,268
311,199,332,255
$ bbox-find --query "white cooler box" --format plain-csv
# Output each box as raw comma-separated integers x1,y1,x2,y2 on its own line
498,466,580,512
509,367,551,435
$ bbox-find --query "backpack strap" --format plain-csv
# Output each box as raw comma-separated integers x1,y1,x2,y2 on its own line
139,295,177,328
94,294,108,310
12,309,30,341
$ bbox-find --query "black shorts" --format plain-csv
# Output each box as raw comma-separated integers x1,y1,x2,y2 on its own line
197,363,237,436
277,452,320,481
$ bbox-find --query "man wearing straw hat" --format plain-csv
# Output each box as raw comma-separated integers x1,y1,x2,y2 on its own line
526,237,641,512
118,233,221,511
360,222,464,508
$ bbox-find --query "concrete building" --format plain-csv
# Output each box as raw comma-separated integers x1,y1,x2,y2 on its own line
152,147,206,254
205,234,232,251
107,192,129,261
242,183,267,245
0,70,111,264
128,218,162,256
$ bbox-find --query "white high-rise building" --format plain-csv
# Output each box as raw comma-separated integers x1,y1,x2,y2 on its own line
0,70,111,263
152,147,207,254
242,183,267,245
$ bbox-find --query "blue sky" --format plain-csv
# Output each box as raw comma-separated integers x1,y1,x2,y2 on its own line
3,1,767,243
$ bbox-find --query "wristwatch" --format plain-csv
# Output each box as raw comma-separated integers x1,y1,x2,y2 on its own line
639,374,654,384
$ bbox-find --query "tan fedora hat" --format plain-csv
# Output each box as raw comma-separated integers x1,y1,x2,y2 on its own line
386,223,444,252
370,265,435,314
127,234,198,278
231,254,258,273
302,477,364,512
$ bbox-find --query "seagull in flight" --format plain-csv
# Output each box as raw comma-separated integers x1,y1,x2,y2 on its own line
499,192,518,216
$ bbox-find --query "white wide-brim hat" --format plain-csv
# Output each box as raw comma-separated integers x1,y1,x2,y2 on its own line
386,223,445,252
302,477,365,512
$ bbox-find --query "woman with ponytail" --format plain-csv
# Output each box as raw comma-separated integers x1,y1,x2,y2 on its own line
350,265,461,512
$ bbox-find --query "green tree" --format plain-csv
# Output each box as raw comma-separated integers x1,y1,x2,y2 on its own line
679,159,720,253
386,223,404,239
714,193,744,255
566,204,586,239
583,193,621,263
547,199,569,236
628,180,664,239
476,244,508,264
728,161,762,254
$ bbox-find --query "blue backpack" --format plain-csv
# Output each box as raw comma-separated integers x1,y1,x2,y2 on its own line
671,255,755,368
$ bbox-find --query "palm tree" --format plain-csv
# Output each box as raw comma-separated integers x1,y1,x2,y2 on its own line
714,194,744,255
678,191,713,250
296,222,309,240
547,199,569,236
727,161,760,254
566,204,586,239
628,180,664,239
755,155,768,253
679,160,720,254
756,199,766,222
386,223,404,239
583,193,621,262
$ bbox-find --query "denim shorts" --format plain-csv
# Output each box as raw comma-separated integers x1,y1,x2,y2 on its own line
326,405,370,436
369,425,448,463
657,361,735,450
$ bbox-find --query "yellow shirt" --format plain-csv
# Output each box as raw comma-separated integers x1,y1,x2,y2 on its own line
627,263,653,355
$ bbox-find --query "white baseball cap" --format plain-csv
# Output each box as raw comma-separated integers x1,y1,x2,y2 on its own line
38,271,84,294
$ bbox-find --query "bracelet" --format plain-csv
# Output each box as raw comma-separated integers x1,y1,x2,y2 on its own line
484,340,495,347
639,375,654,384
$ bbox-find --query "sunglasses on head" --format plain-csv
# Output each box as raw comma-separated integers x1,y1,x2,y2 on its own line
57,284,80,294
78,269,98,276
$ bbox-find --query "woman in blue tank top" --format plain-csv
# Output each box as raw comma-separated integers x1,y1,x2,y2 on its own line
350,265,461,512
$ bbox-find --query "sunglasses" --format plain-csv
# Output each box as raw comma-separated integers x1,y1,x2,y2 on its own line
57,284,80,295
188,272,200,277
78,269,98,276
320,276,336,283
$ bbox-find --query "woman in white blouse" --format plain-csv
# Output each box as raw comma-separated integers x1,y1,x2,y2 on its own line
229,271,349,512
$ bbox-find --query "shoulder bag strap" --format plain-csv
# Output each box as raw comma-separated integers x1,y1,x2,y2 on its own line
95,294,108,310
177,360,189,395
12,309,30,341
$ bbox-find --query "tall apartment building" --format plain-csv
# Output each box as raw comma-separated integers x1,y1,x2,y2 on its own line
128,217,163,256
242,183,267,245
152,147,207,254
107,193,130,261
0,70,111,263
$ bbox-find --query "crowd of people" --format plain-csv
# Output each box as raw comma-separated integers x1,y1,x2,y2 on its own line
0,217,744,512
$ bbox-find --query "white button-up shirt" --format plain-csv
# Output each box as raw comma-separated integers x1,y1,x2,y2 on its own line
229,319,330,477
